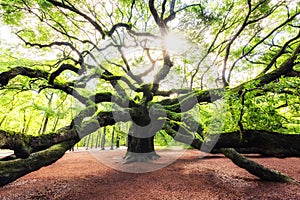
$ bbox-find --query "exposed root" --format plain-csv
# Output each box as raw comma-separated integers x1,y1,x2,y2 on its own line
124,152,161,164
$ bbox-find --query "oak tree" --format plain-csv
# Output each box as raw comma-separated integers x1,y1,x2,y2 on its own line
0,0,300,186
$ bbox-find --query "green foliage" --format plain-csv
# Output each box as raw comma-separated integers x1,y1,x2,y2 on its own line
0,0,25,25
0,0,299,152
223,76,300,134
295,54,300,64
37,0,52,9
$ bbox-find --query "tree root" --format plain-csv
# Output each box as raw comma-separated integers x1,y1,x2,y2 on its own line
124,151,161,164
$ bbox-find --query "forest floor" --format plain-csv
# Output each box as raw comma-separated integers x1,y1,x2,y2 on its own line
0,148,300,200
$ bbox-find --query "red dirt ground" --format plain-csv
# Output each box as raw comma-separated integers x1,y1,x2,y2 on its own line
0,149,299,200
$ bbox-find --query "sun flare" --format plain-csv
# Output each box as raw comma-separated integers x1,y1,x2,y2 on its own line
163,32,190,54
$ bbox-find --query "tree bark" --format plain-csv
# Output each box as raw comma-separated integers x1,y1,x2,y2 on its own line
0,119,299,186
110,127,115,150
123,118,162,163
190,130,300,157
124,135,160,163
220,148,296,183
0,126,78,158
166,126,299,183
1,128,300,159
85,134,91,150
0,140,77,187
101,127,106,150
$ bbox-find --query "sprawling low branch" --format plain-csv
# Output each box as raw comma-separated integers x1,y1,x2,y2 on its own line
0,127,78,158
221,148,296,183
0,140,76,187
166,128,300,157
0,109,133,158
165,125,299,182
1,105,299,186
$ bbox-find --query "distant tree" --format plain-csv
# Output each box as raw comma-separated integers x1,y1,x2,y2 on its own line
110,126,115,150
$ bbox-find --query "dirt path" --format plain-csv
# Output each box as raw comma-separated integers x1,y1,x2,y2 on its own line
0,149,299,200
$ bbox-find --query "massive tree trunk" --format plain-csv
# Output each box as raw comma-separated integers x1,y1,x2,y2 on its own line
125,135,160,163
127,135,155,153
0,0,299,190
1,114,300,186
1,127,300,160
124,120,161,163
